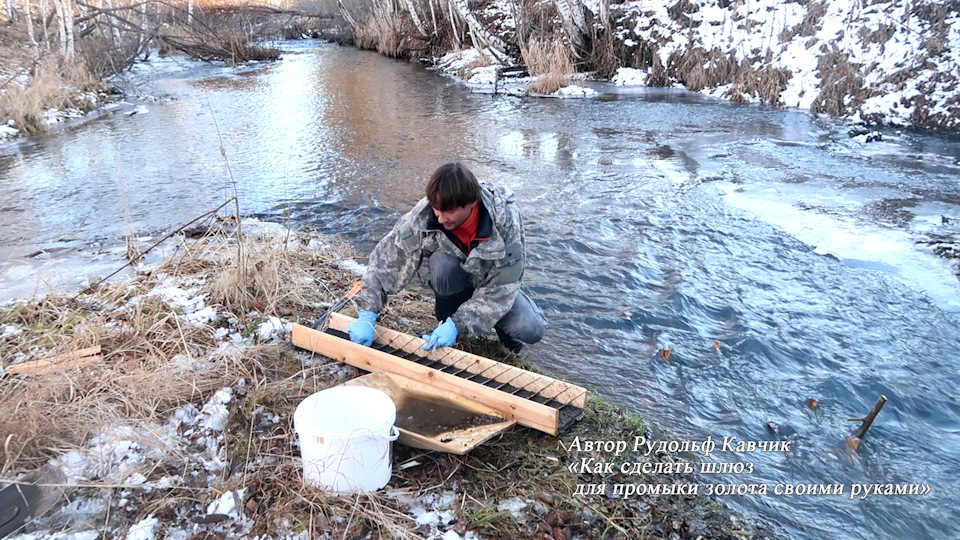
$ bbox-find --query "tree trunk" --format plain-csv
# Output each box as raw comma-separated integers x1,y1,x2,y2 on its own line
7,0,19,23
24,0,40,53
427,0,438,36
39,0,50,49
445,0,461,49
402,0,427,36
451,0,508,56
337,0,358,29
109,0,121,43
555,0,589,59
53,0,67,56
63,0,75,59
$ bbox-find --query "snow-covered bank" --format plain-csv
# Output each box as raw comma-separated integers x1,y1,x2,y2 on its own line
418,0,959,130
608,0,959,129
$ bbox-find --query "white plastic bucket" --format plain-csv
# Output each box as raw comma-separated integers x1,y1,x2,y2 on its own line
293,386,399,493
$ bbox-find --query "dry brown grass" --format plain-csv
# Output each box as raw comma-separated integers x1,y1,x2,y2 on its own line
0,230,357,475
667,0,701,28
859,23,895,47
353,16,381,51
726,65,792,105
798,0,827,37
779,0,827,42
523,37,573,94
669,47,736,91
0,56,100,135
353,13,424,59
457,53,493,80
663,46,790,105
585,29,620,80
812,49,864,116
0,289,238,473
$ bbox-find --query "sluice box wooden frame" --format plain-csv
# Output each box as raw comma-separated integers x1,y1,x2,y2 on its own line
291,313,587,436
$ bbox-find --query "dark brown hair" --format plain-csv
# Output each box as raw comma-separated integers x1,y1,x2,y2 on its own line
426,162,482,211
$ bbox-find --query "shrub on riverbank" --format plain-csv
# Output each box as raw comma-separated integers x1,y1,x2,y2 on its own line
0,56,101,135
523,37,573,94
0,223,774,539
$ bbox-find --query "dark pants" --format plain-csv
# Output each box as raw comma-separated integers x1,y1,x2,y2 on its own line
428,251,546,345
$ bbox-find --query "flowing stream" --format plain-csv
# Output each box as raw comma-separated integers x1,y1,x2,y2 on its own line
2,40,960,539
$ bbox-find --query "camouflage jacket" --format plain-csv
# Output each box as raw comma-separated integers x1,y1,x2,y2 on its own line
356,183,526,336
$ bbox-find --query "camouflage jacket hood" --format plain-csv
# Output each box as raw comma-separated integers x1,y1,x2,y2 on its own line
356,182,526,336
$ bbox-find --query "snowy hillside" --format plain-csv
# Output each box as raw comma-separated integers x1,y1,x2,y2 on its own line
602,0,959,128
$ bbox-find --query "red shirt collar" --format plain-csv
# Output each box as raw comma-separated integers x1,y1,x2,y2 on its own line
452,203,481,255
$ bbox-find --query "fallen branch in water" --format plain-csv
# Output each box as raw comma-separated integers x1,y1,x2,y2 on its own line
846,395,887,453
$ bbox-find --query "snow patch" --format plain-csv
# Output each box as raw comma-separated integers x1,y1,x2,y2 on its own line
256,316,291,341
2,324,22,338
207,489,246,519
126,515,159,540
557,85,597,98
0,124,18,139
337,259,367,275
613,67,646,86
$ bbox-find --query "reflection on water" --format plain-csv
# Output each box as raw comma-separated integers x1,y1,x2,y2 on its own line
3,39,960,540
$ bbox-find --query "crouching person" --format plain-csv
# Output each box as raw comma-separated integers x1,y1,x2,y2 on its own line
347,162,546,353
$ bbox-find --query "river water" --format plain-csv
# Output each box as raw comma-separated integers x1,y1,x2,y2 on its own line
2,40,960,539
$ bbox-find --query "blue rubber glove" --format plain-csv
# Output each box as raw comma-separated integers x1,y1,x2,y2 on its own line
422,317,458,350
348,310,378,347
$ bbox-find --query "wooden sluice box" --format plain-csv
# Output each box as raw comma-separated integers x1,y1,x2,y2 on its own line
291,313,588,454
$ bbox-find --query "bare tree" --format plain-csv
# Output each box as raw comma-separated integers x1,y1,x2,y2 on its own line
6,0,20,23
52,0,69,57
39,0,51,49
403,0,427,36
24,0,40,54
555,0,589,58
450,0,508,56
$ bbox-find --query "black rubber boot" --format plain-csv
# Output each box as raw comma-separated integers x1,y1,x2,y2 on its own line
434,289,474,322
496,327,525,354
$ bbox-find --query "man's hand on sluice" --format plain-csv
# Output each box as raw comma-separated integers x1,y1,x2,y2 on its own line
348,310,378,346
422,317,458,350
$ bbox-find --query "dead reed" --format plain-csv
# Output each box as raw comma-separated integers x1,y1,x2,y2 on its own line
523,37,573,94
353,13,423,59
0,56,100,135
458,53,493,80
812,49,864,116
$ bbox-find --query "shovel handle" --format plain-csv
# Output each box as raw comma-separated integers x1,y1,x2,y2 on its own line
346,280,362,298
312,281,363,330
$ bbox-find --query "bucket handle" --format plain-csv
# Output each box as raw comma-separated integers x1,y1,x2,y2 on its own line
386,426,400,441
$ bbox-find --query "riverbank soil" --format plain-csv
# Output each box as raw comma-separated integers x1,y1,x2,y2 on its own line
0,224,777,539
